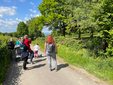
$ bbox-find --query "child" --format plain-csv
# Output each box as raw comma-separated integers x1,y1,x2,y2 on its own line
33,43,40,58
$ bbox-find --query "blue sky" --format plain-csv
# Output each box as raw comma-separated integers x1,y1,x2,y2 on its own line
0,0,42,33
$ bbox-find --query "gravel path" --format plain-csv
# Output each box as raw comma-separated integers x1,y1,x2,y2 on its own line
3,46,108,85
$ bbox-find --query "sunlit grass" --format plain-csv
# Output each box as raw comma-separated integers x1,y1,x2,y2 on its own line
33,36,113,85
58,44,113,85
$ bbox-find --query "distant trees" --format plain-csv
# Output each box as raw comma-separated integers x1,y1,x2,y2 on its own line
16,16,44,39
17,22,28,37
27,16,44,39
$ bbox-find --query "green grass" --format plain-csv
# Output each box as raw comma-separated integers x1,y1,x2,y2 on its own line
33,36,113,85
58,45,113,84
32,37,45,50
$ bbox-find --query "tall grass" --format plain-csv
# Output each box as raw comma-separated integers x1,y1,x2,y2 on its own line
58,45,113,84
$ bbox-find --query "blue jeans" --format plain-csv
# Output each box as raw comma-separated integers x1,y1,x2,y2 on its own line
29,51,34,62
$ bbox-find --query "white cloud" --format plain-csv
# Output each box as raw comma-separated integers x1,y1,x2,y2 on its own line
30,14,33,17
0,18,20,32
16,18,22,22
35,14,40,17
0,18,18,27
42,26,52,35
0,15,3,18
30,2,35,5
0,6,17,17
29,9,37,14
30,1,36,8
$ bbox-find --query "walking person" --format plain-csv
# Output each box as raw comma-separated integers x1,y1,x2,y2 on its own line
28,38,34,64
44,35,57,71
7,38,15,60
21,35,30,70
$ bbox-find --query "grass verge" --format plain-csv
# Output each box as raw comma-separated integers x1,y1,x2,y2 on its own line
33,36,113,85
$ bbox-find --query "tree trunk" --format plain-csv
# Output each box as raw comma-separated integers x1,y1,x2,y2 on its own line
62,28,66,37
78,29,81,39
90,29,94,38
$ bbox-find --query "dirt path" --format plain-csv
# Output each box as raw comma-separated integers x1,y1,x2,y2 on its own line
3,50,108,85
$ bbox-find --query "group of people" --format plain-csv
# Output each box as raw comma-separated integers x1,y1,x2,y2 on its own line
7,34,57,71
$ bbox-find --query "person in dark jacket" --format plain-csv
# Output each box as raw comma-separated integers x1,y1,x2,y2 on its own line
7,38,15,60
8,38,15,50
22,35,30,70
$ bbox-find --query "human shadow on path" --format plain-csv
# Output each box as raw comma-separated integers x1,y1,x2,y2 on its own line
3,61,23,85
57,63,69,71
28,64,46,70
38,54,45,58
34,58,46,63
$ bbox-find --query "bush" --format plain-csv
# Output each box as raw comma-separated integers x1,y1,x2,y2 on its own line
0,35,12,84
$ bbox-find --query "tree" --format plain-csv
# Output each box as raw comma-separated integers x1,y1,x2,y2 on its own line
93,0,113,55
38,0,71,36
27,16,44,39
17,22,28,37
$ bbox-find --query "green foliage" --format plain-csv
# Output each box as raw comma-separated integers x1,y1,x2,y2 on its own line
27,16,44,39
38,0,100,37
57,37,113,84
38,0,72,36
17,22,28,37
0,35,12,84
32,37,45,50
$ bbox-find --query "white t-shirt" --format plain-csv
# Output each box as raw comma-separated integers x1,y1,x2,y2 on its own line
34,45,40,51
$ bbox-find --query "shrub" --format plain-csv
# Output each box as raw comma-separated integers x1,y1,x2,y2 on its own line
0,35,12,84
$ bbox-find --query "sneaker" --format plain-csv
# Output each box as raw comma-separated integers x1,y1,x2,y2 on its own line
50,67,52,71
23,67,28,70
27,62,29,64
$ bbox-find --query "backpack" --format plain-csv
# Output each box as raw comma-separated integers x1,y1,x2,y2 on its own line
46,43,55,53
21,43,28,52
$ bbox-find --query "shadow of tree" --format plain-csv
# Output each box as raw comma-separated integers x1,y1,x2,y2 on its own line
57,63,69,71
3,61,23,85
28,64,46,70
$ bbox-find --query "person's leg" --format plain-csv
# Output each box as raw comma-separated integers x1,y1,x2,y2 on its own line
11,49,15,61
36,51,38,57
30,51,34,64
52,54,57,71
47,55,52,70
9,50,12,60
23,56,28,70
34,51,38,58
